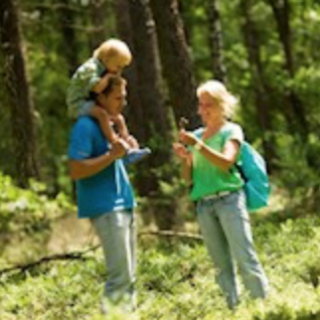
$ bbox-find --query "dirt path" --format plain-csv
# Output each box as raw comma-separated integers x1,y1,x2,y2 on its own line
47,213,99,254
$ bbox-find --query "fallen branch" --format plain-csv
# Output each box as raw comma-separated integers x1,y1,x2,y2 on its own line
0,244,99,276
139,230,202,241
0,231,202,276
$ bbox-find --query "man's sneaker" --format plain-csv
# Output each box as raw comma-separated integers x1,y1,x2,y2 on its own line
125,147,151,165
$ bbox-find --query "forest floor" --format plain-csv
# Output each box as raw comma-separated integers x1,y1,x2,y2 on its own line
1,190,320,320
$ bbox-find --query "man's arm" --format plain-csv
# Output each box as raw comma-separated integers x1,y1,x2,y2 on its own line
69,140,126,180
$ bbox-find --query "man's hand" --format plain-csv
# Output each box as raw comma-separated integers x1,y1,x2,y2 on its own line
109,139,127,159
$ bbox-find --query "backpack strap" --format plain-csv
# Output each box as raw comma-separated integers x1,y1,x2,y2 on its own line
219,122,246,182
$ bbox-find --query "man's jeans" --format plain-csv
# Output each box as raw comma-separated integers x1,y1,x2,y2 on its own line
196,190,268,309
91,209,137,311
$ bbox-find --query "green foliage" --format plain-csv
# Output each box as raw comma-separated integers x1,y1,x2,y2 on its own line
0,172,74,264
0,172,73,229
2,2,320,316
272,133,320,215
1,0,317,210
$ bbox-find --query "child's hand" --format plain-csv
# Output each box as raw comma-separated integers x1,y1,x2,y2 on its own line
126,135,139,149
103,72,113,83
92,74,116,93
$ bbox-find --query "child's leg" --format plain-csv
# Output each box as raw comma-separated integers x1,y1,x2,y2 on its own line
90,106,118,143
108,113,152,164
114,114,130,140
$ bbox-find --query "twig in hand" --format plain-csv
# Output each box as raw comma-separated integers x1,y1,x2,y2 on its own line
179,117,189,130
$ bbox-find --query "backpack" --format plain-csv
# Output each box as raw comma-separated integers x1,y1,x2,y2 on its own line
236,141,270,212
220,123,270,212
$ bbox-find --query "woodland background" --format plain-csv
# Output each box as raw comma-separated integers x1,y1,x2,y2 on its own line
0,0,320,319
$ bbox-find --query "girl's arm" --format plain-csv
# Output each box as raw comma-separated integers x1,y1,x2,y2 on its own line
179,130,240,172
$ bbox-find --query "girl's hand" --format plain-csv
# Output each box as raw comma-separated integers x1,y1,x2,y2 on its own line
179,130,198,146
173,142,190,159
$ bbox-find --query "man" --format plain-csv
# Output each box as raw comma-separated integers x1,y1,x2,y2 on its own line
68,76,137,314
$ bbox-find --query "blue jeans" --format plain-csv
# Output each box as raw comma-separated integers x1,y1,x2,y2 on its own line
91,209,137,311
196,190,268,309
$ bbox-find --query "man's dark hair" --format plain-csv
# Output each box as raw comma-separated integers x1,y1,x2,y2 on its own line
101,76,126,97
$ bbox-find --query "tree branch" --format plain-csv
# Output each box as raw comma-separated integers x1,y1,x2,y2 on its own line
139,230,202,241
0,245,99,276
0,231,202,276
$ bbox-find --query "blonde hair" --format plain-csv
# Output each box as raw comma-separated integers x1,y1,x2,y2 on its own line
197,80,238,118
93,38,132,63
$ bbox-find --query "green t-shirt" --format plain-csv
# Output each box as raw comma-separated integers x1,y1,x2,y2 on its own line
190,122,244,201
66,57,106,118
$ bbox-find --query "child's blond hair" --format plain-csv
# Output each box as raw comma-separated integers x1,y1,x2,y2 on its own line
93,38,132,63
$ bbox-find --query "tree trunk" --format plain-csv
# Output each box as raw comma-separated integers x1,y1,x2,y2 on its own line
57,0,80,76
113,0,146,142
0,0,38,187
207,0,227,83
239,0,276,169
88,0,110,50
128,0,178,230
267,0,308,139
149,0,199,129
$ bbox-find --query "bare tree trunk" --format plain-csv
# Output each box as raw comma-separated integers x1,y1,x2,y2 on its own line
127,0,178,230
128,0,173,158
113,0,146,142
239,0,276,169
89,0,110,50
57,0,79,76
149,0,199,129
207,0,227,83
0,0,38,187
267,0,308,139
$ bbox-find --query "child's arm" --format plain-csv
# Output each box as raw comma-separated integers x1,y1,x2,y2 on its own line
90,106,119,143
91,73,113,94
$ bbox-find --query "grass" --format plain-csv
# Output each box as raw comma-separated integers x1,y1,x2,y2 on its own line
1,212,320,319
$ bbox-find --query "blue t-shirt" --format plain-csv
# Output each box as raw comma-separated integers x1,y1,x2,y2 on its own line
68,116,135,218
